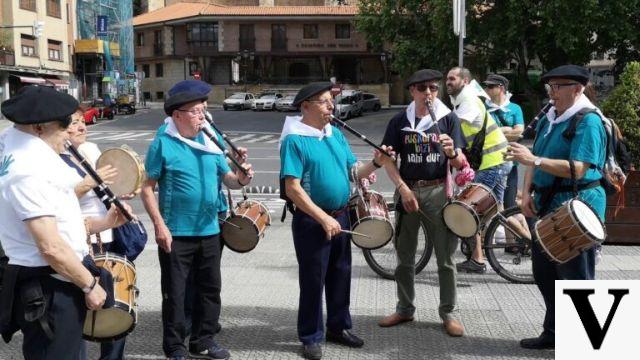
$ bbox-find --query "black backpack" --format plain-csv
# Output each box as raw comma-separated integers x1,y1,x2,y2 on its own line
562,107,626,196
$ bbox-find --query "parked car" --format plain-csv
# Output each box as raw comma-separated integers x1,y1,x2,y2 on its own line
334,90,364,120
81,100,114,124
275,95,297,112
223,92,255,110
362,93,382,112
252,93,283,111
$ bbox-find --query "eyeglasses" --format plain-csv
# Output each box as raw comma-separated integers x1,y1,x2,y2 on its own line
545,82,579,93
176,107,205,116
307,98,334,107
415,83,439,92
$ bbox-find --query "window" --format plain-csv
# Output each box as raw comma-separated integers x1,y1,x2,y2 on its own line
20,0,36,11
46,0,61,18
143,92,151,100
155,63,163,77
136,32,144,46
335,24,351,39
271,24,287,51
156,92,164,100
21,34,36,57
186,23,218,48
239,24,255,51
303,24,318,39
48,39,62,61
153,30,162,55
142,64,150,78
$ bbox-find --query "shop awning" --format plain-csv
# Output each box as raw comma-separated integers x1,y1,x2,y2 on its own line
19,76,46,85
46,79,70,88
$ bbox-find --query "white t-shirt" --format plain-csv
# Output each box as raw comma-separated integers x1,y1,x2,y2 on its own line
450,84,484,127
76,142,112,244
0,127,89,268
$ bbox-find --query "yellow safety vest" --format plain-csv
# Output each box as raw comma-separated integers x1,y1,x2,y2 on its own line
459,96,508,171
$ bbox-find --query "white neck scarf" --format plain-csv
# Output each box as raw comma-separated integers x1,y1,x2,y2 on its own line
279,115,333,147
485,92,513,113
402,98,451,136
163,116,222,154
544,93,595,137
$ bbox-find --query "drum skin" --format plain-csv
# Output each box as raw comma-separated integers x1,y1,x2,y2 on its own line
535,198,606,264
96,147,145,196
348,191,394,249
222,200,271,253
83,253,138,342
443,183,497,238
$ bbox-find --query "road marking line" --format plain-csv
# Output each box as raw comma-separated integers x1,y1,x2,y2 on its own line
106,132,151,140
245,135,275,143
229,134,253,142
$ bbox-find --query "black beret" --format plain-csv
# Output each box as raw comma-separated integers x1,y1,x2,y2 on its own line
292,82,333,107
164,90,209,116
483,74,509,88
542,64,590,86
405,69,443,89
1,85,78,124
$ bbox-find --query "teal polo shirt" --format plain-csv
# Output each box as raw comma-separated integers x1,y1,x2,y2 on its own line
280,126,357,211
146,128,231,236
489,102,524,168
532,112,606,220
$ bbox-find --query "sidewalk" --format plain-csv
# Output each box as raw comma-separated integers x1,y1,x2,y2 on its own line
2,210,637,359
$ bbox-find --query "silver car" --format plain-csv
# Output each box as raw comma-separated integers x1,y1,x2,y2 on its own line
252,93,283,111
275,95,297,112
362,93,382,112
223,93,254,111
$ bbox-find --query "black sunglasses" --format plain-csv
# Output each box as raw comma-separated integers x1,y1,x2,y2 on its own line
415,83,439,92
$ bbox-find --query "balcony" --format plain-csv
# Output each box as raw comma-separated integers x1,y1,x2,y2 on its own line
186,44,219,57
0,49,15,66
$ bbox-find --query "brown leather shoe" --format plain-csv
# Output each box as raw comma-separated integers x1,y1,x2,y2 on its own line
378,313,414,327
443,319,464,337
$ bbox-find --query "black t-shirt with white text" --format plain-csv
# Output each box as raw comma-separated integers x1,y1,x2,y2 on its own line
381,110,467,181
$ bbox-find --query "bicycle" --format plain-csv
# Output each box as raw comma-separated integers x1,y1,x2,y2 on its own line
460,206,534,284
362,204,433,280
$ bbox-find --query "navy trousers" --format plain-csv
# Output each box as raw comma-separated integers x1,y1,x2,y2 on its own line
292,210,353,345
528,217,596,338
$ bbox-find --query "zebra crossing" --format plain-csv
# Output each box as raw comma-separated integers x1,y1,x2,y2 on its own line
87,130,281,144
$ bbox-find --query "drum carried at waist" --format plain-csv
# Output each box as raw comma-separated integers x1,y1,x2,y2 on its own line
96,146,145,197
443,183,498,238
534,198,606,264
221,200,271,253
83,252,138,342
348,191,394,249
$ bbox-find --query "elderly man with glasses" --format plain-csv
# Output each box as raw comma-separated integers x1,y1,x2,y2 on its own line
280,82,393,359
377,69,467,337
505,65,607,350
141,81,253,360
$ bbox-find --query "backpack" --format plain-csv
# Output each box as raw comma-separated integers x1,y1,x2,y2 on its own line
562,108,627,196
279,176,296,222
461,105,489,171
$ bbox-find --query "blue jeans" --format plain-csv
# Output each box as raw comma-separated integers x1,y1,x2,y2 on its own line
473,162,511,204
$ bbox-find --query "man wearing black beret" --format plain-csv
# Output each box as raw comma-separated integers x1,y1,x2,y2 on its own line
0,86,130,358
141,81,253,360
377,69,467,337
506,64,606,350
280,82,393,359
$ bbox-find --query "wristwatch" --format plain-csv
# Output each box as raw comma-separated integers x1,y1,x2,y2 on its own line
534,157,543,167
82,277,97,294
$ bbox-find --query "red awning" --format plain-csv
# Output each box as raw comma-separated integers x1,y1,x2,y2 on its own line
18,76,46,85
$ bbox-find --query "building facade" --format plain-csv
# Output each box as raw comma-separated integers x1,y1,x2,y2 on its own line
0,0,77,107
133,2,391,105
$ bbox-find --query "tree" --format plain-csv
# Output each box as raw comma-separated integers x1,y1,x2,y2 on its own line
602,62,640,166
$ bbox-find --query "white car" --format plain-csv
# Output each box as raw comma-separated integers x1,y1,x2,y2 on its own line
334,90,364,120
223,93,254,111
252,93,283,111
275,95,297,112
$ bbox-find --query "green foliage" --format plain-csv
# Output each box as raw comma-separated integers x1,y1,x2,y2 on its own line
0,29,13,51
602,62,640,166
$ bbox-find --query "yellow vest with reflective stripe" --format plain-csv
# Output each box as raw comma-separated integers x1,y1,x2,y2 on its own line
459,96,508,170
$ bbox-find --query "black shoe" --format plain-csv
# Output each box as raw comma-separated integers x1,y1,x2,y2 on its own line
520,334,555,350
302,343,322,360
456,259,487,274
189,342,230,359
326,329,364,348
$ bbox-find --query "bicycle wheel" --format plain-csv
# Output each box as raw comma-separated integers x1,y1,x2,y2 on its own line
483,206,534,284
362,222,433,280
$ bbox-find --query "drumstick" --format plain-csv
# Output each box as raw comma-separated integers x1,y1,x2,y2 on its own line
341,229,372,239
220,218,241,229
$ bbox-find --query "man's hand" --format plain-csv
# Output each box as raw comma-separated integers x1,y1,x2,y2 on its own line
438,134,456,158
320,214,342,240
399,184,419,213
504,142,535,166
373,145,395,166
520,192,537,218
85,283,106,310
237,163,254,185
155,221,173,253
84,165,118,187
106,201,134,228
233,146,248,164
